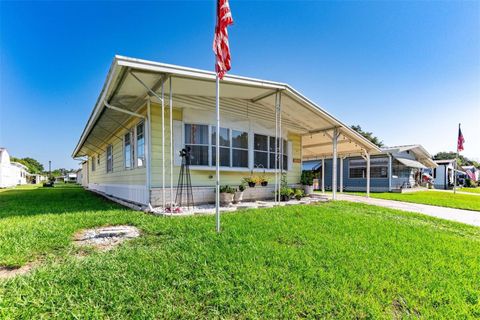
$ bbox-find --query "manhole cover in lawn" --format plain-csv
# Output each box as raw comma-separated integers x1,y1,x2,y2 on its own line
74,225,140,251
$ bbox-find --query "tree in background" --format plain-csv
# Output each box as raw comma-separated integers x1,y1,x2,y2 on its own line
10,156,44,173
433,152,480,168
350,125,384,147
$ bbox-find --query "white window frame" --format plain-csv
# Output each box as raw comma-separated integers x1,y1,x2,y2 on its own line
183,123,289,172
135,121,145,168
348,158,389,179
253,133,288,171
124,131,133,170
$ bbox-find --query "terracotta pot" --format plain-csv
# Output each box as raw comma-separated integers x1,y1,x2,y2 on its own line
233,191,244,203
220,193,234,206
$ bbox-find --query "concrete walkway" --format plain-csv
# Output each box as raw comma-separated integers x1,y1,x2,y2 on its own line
329,194,480,227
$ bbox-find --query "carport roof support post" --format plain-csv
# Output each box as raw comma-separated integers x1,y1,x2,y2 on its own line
332,128,338,200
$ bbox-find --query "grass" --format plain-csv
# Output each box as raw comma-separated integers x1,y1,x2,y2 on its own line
346,190,480,212
459,187,480,194
0,185,479,318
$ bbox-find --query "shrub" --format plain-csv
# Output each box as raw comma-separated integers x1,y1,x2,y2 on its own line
300,170,315,186
294,189,305,200
219,185,236,194
238,183,246,192
465,178,475,188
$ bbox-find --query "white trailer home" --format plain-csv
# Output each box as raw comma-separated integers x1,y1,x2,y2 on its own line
72,56,380,209
0,148,28,188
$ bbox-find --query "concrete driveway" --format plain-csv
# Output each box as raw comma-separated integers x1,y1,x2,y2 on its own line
329,193,480,227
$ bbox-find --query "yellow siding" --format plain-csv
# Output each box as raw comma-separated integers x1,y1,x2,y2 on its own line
88,111,147,186
150,102,302,188
87,101,302,189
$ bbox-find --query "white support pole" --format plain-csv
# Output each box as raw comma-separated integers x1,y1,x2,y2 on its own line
332,128,338,200
161,78,166,210
321,157,325,193
279,92,283,182
274,92,279,204
339,157,344,193
146,99,152,206
169,77,174,212
388,153,392,192
215,76,220,233
366,152,371,197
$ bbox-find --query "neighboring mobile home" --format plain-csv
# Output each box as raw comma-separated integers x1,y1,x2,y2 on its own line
0,148,29,188
303,144,437,192
432,159,455,190
72,56,380,209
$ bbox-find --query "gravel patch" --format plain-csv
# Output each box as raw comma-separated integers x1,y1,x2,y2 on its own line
74,225,140,251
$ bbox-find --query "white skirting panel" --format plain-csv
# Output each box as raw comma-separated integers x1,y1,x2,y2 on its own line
88,183,149,205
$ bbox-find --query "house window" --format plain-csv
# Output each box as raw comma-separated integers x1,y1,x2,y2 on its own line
124,132,132,169
91,156,96,172
185,124,209,166
106,145,113,173
184,124,249,168
136,122,145,167
254,134,287,170
392,162,411,178
349,158,388,179
232,130,248,168
211,126,230,166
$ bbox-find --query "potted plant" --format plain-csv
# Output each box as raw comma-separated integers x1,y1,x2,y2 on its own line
243,176,257,188
280,187,294,202
294,188,305,200
219,185,236,206
301,170,315,195
259,175,268,187
234,183,246,204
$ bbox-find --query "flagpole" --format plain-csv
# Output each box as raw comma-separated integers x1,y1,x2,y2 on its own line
454,123,459,194
215,76,221,233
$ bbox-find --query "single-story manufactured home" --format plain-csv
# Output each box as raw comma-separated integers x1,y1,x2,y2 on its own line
0,148,29,188
72,56,381,209
303,144,437,192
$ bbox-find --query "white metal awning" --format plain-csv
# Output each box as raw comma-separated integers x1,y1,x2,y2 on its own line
395,157,427,169
72,56,381,158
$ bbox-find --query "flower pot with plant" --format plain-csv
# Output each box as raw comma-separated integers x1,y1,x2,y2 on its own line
243,176,257,188
301,170,315,195
219,185,236,206
259,175,268,187
294,188,305,200
280,187,294,202
234,183,246,203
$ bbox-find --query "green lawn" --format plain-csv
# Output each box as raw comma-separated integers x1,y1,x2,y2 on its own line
346,190,480,212
459,187,480,194
1,185,479,318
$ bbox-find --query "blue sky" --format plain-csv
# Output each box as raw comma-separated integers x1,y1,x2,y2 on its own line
1,1,479,169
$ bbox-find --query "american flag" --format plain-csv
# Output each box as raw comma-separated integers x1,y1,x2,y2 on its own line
457,124,465,152
213,0,234,79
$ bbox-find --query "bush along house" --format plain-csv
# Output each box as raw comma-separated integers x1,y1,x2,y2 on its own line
72,56,380,210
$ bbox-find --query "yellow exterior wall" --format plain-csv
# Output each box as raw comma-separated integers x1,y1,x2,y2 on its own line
88,111,147,186
87,101,302,189
150,102,302,188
